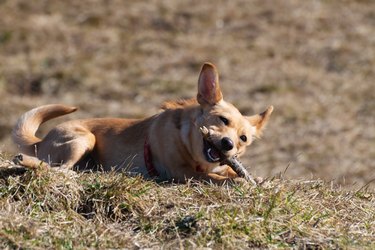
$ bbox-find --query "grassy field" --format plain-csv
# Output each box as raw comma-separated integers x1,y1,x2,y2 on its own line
1,156,374,249
1,0,374,187
0,0,374,248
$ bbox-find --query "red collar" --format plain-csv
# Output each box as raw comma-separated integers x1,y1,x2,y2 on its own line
144,136,159,177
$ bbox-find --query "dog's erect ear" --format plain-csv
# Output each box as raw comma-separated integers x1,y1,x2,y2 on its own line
247,106,274,137
197,63,223,106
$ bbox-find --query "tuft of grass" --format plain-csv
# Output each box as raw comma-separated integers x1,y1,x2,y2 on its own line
0,157,374,249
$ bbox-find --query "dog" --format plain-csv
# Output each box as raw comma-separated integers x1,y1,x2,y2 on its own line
12,63,273,183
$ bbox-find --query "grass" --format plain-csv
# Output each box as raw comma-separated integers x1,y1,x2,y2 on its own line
0,0,375,248
0,156,374,249
1,0,374,187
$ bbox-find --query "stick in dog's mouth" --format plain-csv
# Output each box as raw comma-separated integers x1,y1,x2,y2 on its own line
200,126,257,186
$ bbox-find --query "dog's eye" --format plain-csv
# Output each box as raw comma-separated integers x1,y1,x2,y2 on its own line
240,135,247,142
219,116,229,125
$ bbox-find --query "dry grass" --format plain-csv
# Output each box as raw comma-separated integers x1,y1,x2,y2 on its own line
1,0,374,187
1,155,374,249
0,0,375,248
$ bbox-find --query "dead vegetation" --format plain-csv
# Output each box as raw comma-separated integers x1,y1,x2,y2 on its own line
1,0,374,187
0,156,374,249
0,0,375,248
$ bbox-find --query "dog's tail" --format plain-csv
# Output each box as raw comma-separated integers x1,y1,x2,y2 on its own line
12,104,77,154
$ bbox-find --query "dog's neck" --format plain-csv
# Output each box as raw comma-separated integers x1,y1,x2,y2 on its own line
147,106,213,181
178,107,209,170
144,135,159,177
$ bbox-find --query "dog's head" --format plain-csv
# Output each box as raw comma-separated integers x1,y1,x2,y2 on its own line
192,63,273,170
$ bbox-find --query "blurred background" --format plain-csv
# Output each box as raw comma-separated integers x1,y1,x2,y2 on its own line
0,0,374,188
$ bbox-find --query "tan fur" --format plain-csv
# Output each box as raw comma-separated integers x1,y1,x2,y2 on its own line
161,98,198,110
12,63,273,183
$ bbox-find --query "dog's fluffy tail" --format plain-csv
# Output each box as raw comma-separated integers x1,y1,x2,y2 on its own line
12,104,77,154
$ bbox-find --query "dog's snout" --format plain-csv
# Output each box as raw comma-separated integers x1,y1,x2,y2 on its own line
221,137,234,151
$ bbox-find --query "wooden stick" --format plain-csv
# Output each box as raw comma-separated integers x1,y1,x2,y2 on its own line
221,156,257,186
200,126,257,186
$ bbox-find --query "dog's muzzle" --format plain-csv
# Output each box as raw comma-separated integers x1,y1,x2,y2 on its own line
203,138,223,163
200,126,234,163
203,137,235,163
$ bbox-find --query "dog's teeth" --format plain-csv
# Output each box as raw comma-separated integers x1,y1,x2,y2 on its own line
207,148,220,162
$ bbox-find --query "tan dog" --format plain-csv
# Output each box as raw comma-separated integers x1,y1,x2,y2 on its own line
12,63,273,183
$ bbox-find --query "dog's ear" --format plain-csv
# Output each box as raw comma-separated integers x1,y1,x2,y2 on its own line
247,106,274,137
197,62,223,106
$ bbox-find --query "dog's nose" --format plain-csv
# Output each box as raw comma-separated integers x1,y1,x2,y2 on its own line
221,137,234,151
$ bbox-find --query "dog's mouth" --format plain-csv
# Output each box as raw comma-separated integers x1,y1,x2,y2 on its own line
203,138,225,163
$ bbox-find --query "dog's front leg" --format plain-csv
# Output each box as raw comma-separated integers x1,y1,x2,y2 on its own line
216,165,238,178
206,172,247,185
207,172,231,181
207,166,252,185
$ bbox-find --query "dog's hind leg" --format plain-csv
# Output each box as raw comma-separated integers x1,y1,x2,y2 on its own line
13,153,49,169
19,126,97,170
